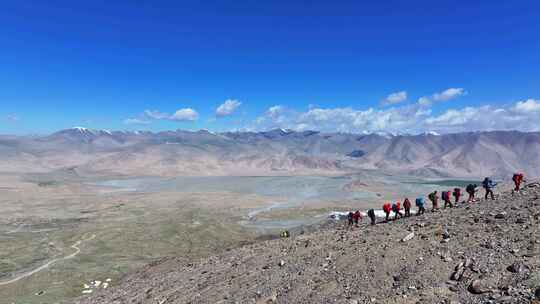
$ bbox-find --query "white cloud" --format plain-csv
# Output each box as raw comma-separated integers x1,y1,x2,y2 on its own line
513,98,540,113
254,105,301,131
170,108,199,121
423,99,540,133
249,98,540,134
123,118,150,125
126,107,200,124
144,110,170,119
433,88,466,102
417,96,432,106
4,114,19,122
259,104,430,134
124,94,540,134
294,123,310,131
216,99,241,117
381,91,407,105
267,105,285,118
418,88,466,106
425,107,480,126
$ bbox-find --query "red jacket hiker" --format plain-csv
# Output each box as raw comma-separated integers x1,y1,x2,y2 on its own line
383,203,392,221
403,198,411,209
403,198,412,217
452,188,461,203
352,210,362,225
513,173,525,191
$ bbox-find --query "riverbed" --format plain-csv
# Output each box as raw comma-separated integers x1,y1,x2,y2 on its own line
90,174,478,231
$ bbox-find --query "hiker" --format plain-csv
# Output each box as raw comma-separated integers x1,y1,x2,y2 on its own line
367,209,376,225
415,197,426,215
482,177,497,200
466,184,477,203
392,201,403,220
353,210,362,226
347,211,354,226
383,202,392,222
452,187,461,204
442,190,453,208
428,191,439,211
512,173,525,191
403,198,412,217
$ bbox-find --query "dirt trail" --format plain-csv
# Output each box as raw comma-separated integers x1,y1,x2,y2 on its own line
0,234,96,286
6,224,27,234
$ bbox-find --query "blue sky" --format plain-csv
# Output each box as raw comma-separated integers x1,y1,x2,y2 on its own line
1,0,540,134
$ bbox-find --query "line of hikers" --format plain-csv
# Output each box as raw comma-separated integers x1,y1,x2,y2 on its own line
346,172,526,227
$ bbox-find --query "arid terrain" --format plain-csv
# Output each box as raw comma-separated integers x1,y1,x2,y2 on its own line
0,172,268,304
0,169,472,304
76,183,540,304
1,129,539,304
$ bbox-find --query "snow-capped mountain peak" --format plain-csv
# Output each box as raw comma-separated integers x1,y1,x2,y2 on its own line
72,127,91,133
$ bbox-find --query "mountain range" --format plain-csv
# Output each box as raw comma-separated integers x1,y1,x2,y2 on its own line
1,127,539,178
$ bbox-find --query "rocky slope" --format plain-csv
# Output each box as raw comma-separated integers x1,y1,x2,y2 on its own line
75,184,540,304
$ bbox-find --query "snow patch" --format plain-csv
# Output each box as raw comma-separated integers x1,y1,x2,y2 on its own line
72,127,89,132
328,209,416,220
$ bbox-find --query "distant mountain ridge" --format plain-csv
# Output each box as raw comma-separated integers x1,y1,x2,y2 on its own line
1,128,539,178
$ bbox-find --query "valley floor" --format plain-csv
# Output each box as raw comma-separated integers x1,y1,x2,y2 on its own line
0,170,506,304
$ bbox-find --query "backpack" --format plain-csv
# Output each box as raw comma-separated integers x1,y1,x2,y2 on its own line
442,191,449,200
453,188,461,196
429,192,436,201
512,174,519,182
466,184,475,193
416,197,424,207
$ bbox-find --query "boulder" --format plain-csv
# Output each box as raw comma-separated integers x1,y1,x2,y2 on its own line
468,279,489,294
506,262,525,273
495,212,507,219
